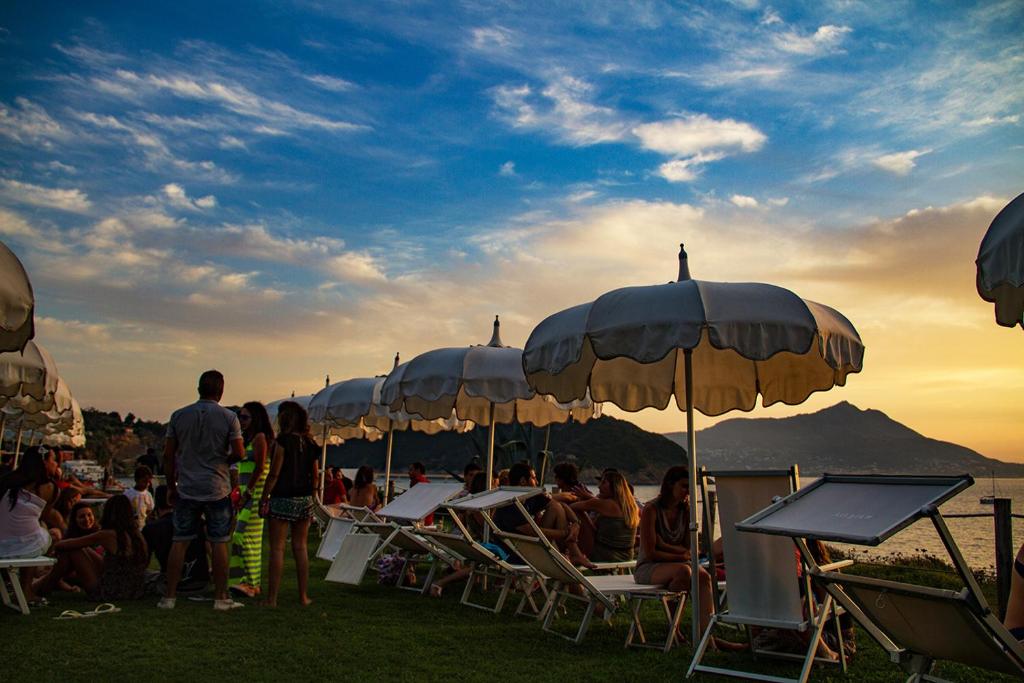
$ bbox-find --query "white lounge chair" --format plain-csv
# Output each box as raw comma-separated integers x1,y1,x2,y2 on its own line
497,525,685,649
737,473,1024,682
316,504,380,561
1,556,56,615
326,483,463,591
427,487,551,615
689,467,851,683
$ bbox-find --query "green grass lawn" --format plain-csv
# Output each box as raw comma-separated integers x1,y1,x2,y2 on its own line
2,542,1016,682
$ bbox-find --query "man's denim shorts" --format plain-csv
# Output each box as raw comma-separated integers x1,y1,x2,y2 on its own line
173,496,233,543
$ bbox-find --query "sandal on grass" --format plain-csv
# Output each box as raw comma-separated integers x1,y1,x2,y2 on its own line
54,603,121,620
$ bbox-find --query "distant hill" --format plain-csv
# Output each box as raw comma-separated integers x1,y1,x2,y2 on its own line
327,415,685,483
665,401,1024,477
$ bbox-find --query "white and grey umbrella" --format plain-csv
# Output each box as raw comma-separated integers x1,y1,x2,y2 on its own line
308,358,473,499
0,240,34,353
0,341,63,460
522,244,864,642
977,192,1024,330
381,316,600,491
265,393,314,431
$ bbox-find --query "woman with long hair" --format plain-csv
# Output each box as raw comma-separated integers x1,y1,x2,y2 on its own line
228,400,274,598
36,494,148,601
259,400,318,607
570,470,639,562
349,465,380,511
0,446,60,603
634,465,744,651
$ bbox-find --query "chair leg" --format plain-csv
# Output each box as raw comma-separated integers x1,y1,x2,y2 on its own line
686,612,718,678
493,574,513,614
419,557,440,596
541,584,562,632
665,594,686,654
796,594,834,683
625,598,646,647
0,568,13,610
9,568,30,615
574,600,596,644
832,605,848,674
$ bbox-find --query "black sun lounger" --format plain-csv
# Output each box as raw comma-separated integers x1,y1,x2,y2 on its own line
737,473,1024,682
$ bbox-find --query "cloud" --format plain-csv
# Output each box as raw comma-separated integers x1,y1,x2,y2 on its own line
491,74,630,145
0,207,41,238
303,73,357,92
470,26,517,50
730,194,759,208
162,183,217,211
0,98,70,149
767,197,789,207
0,179,92,213
773,25,852,56
871,149,930,176
498,161,517,177
633,115,767,157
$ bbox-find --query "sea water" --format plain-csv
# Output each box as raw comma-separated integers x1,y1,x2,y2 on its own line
634,478,1023,571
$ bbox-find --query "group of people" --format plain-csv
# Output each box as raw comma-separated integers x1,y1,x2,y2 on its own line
0,370,325,611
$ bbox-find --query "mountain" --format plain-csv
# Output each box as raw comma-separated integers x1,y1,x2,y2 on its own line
665,401,1024,477
327,415,686,483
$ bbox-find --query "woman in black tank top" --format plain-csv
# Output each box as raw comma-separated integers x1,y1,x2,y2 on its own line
259,401,319,607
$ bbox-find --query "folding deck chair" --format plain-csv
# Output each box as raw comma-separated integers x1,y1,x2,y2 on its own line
316,504,380,561
737,473,1024,682
689,467,851,683
326,483,463,591
1,556,56,615
423,487,550,616
494,497,683,649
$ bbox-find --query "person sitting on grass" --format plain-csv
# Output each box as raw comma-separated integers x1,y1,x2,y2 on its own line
259,400,319,607
44,487,82,536
124,465,155,530
40,501,102,594
634,465,745,652
570,470,639,563
0,447,60,606
493,462,592,568
143,485,209,592
35,494,148,601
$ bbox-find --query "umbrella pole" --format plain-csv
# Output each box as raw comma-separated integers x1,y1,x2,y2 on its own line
384,423,395,504
319,425,328,500
484,402,497,544
485,403,497,490
684,347,701,646
0,413,6,450
13,421,24,468
539,424,551,484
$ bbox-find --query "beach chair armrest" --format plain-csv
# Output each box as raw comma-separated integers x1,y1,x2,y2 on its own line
820,559,854,572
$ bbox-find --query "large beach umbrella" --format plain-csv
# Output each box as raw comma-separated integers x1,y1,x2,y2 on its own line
977,192,1024,330
265,393,314,429
0,341,62,459
522,244,864,642
308,359,473,499
381,316,600,491
0,240,35,353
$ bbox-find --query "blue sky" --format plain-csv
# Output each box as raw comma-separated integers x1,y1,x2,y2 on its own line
1,1,1022,458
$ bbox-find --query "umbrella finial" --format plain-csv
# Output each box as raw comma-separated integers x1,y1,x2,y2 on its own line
487,315,505,347
290,390,295,398
677,243,691,282
393,352,400,369
325,374,330,388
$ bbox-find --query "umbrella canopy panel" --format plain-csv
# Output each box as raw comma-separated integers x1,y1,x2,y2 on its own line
0,240,34,353
977,192,1024,330
382,335,599,426
523,278,864,416
0,340,61,411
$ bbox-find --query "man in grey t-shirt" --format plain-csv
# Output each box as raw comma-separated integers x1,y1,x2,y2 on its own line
158,370,245,611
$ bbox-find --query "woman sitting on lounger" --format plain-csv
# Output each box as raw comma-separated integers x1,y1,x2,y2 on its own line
36,494,148,601
349,465,381,511
0,447,61,605
493,462,592,567
635,465,744,651
570,470,639,563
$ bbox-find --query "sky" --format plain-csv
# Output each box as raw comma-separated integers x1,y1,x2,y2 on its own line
1,1,1022,460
